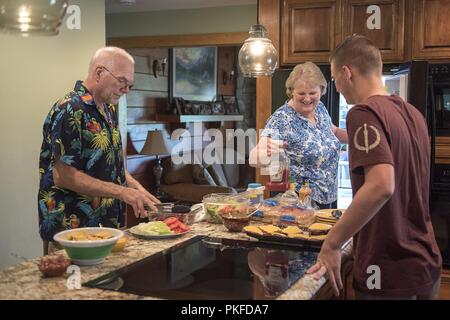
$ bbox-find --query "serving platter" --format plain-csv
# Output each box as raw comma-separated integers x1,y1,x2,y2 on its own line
243,229,325,250
128,227,189,239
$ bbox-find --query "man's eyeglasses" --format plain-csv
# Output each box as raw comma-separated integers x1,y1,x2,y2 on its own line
102,66,133,90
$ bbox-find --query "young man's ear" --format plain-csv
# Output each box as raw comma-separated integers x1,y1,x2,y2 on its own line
342,65,352,81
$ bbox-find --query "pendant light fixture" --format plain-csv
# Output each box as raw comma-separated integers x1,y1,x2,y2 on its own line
0,0,68,36
238,24,278,77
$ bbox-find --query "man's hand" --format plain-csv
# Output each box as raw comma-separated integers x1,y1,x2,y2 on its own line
120,187,159,219
307,242,343,297
136,185,161,205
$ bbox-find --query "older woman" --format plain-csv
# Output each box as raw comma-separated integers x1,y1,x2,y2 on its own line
250,62,348,209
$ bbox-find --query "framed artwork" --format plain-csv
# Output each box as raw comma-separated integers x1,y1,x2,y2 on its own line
211,101,225,115
171,47,218,102
198,103,212,115
222,95,240,115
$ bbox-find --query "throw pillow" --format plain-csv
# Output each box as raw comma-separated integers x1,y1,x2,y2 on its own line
206,163,228,187
163,162,194,185
192,165,217,185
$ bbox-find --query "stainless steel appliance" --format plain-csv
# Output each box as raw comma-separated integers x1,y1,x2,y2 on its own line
84,236,318,299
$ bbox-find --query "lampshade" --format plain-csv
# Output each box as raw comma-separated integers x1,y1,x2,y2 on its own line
0,0,68,36
140,130,172,156
238,24,278,77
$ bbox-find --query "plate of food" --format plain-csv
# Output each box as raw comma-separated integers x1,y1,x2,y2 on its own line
128,218,190,239
243,222,332,245
314,209,345,224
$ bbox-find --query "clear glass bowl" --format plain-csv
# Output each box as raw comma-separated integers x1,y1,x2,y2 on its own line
202,193,235,224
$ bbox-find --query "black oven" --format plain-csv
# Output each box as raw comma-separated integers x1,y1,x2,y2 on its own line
430,163,450,268
430,64,450,136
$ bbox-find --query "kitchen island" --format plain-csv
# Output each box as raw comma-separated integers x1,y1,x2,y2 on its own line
0,222,352,300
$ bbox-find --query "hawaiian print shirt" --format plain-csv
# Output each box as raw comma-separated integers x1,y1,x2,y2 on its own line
261,101,340,204
38,81,126,241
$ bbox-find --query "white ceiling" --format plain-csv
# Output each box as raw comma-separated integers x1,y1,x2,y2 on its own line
105,0,257,14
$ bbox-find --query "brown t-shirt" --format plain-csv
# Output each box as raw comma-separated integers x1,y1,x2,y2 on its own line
347,94,442,297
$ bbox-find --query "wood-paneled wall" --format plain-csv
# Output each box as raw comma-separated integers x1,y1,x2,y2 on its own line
126,48,170,154
123,46,240,227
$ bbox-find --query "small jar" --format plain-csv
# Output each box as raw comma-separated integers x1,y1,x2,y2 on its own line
247,183,265,205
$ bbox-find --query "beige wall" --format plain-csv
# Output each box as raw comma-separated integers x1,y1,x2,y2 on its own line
0,0,105,269
106,5,257,38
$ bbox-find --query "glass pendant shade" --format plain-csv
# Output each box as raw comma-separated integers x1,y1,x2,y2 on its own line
238,24,278,77
0,0,68,36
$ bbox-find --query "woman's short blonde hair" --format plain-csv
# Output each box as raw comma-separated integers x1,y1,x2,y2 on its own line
285,62,327,98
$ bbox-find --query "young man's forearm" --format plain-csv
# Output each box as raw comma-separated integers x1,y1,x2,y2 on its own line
53,160,125,199
324,164,394,250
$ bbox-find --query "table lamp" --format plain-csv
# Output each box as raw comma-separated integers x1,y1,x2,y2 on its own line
140,130,172,199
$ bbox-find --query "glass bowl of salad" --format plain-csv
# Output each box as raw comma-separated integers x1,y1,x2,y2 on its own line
202,193,236,224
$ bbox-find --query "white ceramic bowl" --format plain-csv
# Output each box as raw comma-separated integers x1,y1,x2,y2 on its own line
53,227,123,266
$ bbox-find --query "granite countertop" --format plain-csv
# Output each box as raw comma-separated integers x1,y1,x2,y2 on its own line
0,222,352,300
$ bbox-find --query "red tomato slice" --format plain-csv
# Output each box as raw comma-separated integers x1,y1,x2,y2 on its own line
164,217,178,225
168,221,181,230
178,222,190,232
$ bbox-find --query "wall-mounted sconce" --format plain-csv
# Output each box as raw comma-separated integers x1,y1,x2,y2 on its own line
223,70,235,85
150,58,168,78
152,59,160,78
161,58,167,76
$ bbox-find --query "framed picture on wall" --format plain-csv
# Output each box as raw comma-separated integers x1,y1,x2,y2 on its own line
211,101,225,115
171,47,218,102
222,95,240,115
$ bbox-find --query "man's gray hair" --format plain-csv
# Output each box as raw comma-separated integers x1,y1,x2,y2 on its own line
88,46,134,74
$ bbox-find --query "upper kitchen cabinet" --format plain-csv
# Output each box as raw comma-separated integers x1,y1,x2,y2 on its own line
411,0,450,60
281,0,343,65
342,0,405,62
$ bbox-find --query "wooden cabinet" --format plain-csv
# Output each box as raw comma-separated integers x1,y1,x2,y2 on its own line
280,0,407,65
342,0,405,62
281,0,343,65
436,136,450,164
439,268,450,300
411,0,450,60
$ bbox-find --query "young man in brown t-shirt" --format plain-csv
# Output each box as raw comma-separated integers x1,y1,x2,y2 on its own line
308,35,442,299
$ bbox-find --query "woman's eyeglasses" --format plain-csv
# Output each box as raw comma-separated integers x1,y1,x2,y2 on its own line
102,66,134,90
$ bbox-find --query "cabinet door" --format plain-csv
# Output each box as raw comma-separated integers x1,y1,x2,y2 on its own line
343,0,405,62
412,0,450,59
281,0,343,65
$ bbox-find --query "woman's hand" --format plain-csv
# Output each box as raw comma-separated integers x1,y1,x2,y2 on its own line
265,138,287,156
332,125,348,144
250,137,287,167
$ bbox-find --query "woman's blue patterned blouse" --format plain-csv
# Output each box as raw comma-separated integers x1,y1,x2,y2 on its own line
261,101,340,204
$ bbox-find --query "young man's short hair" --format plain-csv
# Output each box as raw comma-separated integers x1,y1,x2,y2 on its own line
330,34,382,75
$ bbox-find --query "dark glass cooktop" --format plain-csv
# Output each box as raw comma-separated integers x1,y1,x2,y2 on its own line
84,236,319,300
